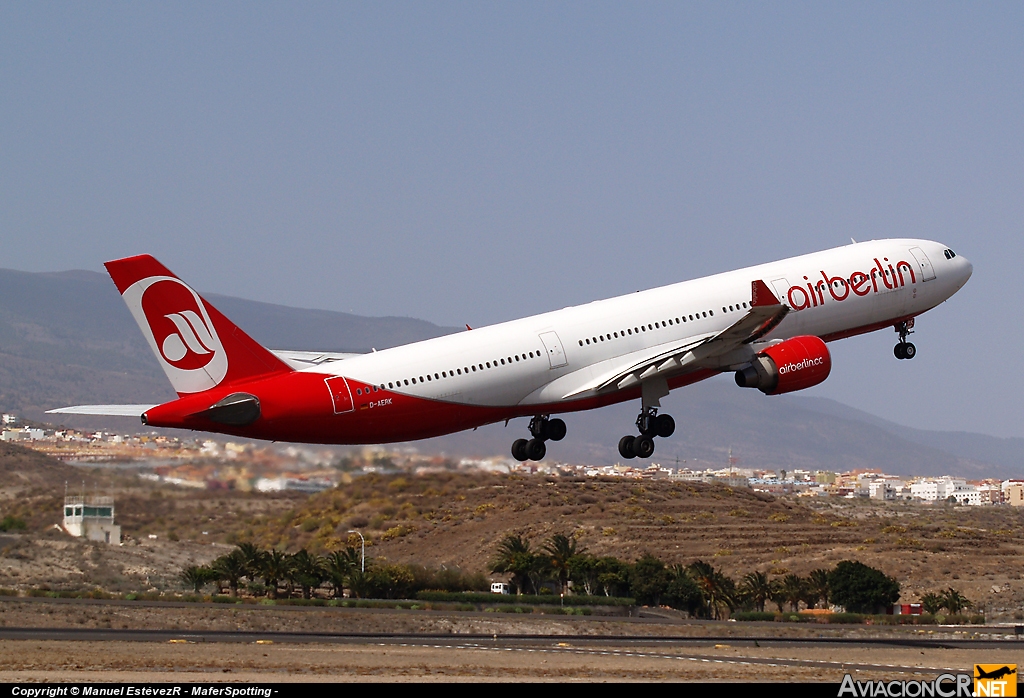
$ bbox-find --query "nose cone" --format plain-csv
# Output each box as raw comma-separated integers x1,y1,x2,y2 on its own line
956,254,973,290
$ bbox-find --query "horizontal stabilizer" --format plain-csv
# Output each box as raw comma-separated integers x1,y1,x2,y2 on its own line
46,405,157,417
271,350,362,369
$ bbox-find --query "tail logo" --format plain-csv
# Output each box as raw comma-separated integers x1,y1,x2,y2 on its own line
157,310,216,365
122,276,229,393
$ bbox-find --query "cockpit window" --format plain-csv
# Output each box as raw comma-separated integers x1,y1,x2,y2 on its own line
944,249,957,259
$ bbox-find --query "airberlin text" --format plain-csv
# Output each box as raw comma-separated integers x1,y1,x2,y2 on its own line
777,357,825,375
789,258,917,311
838,673,972,698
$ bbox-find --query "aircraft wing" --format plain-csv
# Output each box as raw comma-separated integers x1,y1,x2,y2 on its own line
270,350,363,369
561,280,787,399
46,405,158,417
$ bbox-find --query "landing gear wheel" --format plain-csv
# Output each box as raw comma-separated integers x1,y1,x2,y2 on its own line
654,414,675,438
545,418,567,441
894,321,916,360
633,435,655,459
526,438,546,461
511,438,529,462
618,435,636,459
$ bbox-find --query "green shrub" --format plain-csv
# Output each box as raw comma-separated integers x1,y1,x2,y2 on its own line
0,516,27,532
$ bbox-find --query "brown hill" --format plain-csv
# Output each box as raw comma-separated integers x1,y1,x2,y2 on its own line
242,472,1024,612
0,441,89,499
1,462,1022,616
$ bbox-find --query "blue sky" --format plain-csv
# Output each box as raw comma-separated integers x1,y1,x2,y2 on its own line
1,3,1021,437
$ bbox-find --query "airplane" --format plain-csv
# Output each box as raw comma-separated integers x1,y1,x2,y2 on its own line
50,239,972,461
975,666,1017,681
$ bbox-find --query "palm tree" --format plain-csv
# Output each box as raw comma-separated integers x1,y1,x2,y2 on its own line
940,588,971,615
236,542,266,585
543,533,586,595
260,549,292,599
180,565,217,593
213,550,247,597
920,592,944,616
325,548,360,598
806,568,830,609
780,574,806,612
687,560,736,620
289,549,325,599
490,534,537,595
740,571,773,613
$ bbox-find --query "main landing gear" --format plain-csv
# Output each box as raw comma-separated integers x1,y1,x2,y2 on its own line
618,407,675,460
511,415,566,462
894,320,917,360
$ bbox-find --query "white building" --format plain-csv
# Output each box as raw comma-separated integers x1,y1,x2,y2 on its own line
910,477,980,505
255,477,334,493
869,480,902,500
1,428,44,442
63,496,121,544
1003,480,1024,507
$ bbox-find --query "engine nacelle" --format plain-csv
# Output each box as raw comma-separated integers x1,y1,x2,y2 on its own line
734,335,832,395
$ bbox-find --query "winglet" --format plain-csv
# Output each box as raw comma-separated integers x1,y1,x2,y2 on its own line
751,279,781,307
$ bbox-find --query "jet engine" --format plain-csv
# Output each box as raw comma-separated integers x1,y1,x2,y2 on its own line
734,335,832,395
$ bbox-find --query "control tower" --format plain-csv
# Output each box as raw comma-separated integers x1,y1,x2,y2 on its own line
63,495,121,545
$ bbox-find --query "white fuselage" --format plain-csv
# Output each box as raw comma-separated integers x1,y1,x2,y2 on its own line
309,239,971,413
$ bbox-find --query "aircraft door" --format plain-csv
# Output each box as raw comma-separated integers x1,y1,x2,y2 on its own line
324,376,354,414
539,331,568,369
771,278,791,307
908,247,936,282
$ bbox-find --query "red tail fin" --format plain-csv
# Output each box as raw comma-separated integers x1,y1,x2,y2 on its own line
105,255,291,396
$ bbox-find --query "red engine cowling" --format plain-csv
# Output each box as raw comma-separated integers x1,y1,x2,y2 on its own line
734,335,832,395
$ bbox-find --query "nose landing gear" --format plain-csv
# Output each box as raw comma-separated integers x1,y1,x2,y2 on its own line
894,320,916,360
511,415,566,462
618,407,675,460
